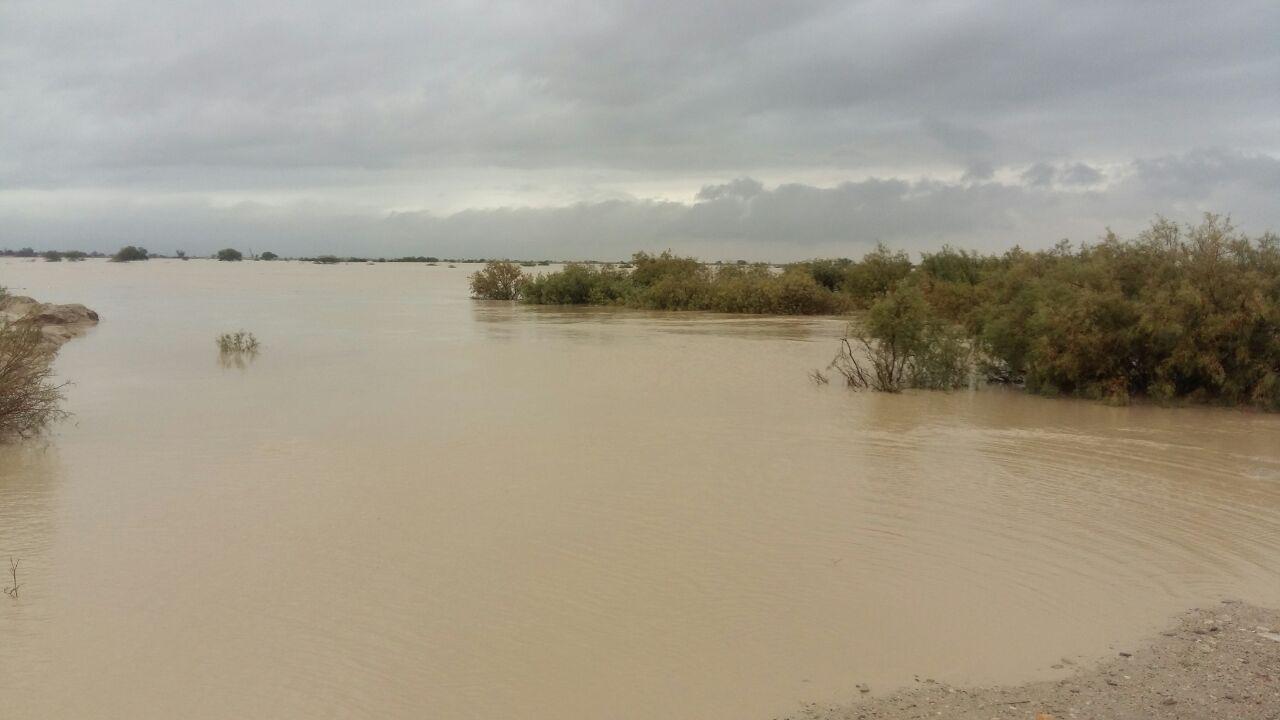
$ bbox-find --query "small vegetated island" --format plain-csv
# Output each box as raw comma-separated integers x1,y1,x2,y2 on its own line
472,215,1280,410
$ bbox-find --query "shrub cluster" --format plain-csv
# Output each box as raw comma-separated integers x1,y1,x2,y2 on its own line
470,215,1280,408
216,330,260,354
473,251,890,314
836,215,1280,407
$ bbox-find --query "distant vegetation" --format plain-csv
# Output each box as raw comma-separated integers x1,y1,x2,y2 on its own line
473,249,901,314
2,248,95,260
259,251,278,261
474,215,1280,409
215,248,243,261
111,245,149,262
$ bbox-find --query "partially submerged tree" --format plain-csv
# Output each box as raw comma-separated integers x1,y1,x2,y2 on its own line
829,285,971,392
469,261,526,300
0,321,68,439
215,248,244,261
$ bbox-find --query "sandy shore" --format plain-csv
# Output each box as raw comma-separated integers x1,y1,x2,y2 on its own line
784,601,1280,720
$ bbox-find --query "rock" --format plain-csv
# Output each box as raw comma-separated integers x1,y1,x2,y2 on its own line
856,684,870,694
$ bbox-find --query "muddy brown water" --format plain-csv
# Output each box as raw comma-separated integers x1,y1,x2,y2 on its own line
1,258,1278,719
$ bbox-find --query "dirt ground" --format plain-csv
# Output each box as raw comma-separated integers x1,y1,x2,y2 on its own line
783,600,1280,720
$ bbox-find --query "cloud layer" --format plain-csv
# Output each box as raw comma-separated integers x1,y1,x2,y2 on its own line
5,150,1277,261
2,1,1278,256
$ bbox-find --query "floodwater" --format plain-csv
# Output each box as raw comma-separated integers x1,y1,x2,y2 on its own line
1,258,1279,720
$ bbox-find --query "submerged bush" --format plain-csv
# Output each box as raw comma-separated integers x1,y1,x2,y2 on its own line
469,213,1280,408
0,321,67,439
215,248,243,261
840,244,915,307
817,214,1280,408
829,285,971,392
111,246,149,262
1002,216,1280,407
469,261,526,300
522,263,631,305
518,252,852,315
216,330,260,354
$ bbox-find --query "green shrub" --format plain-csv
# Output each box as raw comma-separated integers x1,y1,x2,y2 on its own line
259,251,278,261
800,258,854,292
215,248,243,261
522,263,631,305
42,251,63,262
111,246,148,262
840,244,914,307
521,251,856,315
829,285,971,392
708,264,782,313
775,266,847,314
216,330,260,353
469,261,526,300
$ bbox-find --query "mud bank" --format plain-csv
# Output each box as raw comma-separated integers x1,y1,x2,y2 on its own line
785,602,1280,720
0,294,99,350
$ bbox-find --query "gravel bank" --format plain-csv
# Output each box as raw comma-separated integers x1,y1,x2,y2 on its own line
784,601,1280,720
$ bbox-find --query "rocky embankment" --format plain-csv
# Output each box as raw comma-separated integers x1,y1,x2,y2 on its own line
0,295,99,351
785,601,1280,720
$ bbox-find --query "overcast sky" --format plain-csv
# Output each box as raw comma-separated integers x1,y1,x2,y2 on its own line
2,0,1278,259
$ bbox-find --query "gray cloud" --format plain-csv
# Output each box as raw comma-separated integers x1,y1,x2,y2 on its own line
1060,163,1103,186
1,1,1278,255
5,150,1277,261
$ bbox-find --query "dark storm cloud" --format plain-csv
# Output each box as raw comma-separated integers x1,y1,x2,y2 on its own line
1,1,1278,254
